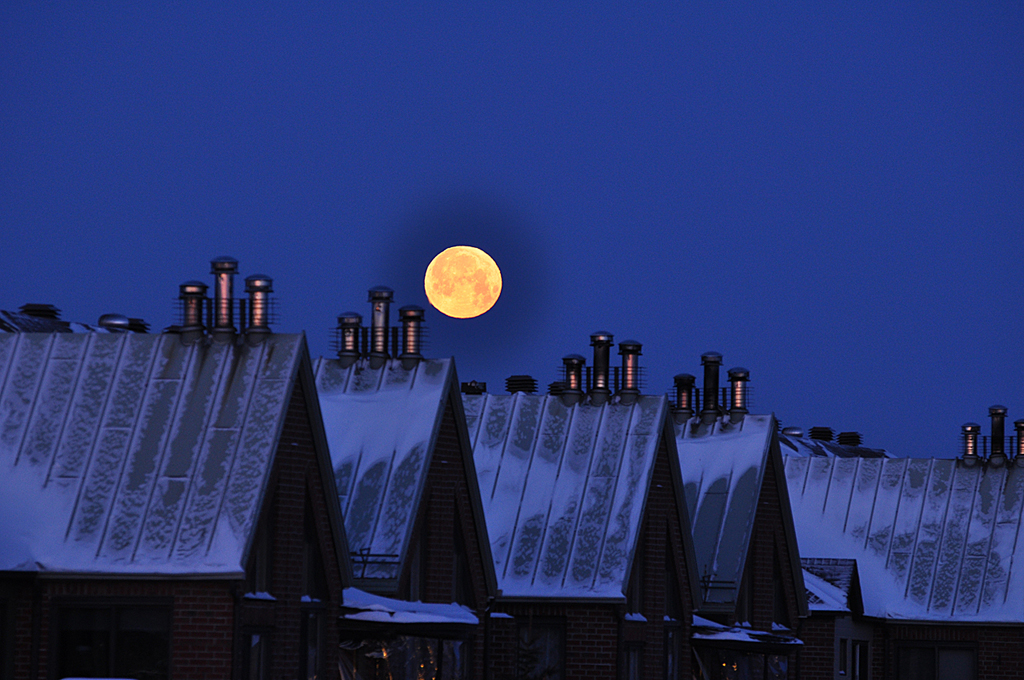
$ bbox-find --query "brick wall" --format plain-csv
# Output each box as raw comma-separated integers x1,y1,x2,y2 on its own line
796,615,836,680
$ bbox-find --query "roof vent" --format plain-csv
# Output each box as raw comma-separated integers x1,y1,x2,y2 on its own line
398,305,424,368
781,427,804,438
1014,420,1024,466
989,405,1008,464
127,318,149,333
727,367,749,422
210,256,239,341
19,304,60,319
548,381,566,395
461,380,487,395
98,313,131,331
673,373,696,421
178,280,208,343
335,312,363,368
617,341,642,404
368,286,393,368
245,274,273,337
506,375,538,394
589,332,613,405
809,426,834,442
700,352,722,424
837,432,863,447
961,422,981,460
561,354,585,406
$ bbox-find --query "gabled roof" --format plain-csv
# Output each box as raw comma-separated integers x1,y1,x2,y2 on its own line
314,357,493,590
464,392,698,601
675,415,805,613
0,332,308,577
784,455,1024,622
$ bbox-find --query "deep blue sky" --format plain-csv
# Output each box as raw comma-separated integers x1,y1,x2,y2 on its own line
3,3,1022,457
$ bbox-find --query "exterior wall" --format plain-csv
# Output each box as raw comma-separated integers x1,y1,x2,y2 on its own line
745,452,801,631
244,377,345,679
400,394,493,678
879,621,1024,680
486,439,693,680
797,615,837,680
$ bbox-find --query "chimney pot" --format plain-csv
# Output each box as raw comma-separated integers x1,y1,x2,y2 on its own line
244,274,273,335
727,367,750,421
506,375,538,394
461,380,487,395
336,312,363,367
781,426,804,438
178,280,208,342
398,305,425,368
809,426,835,442
561,354,586,405
617,341,642,404
589,332,614,405
700,352,723,424
210,256,239,340
368,286,394,368
673,373,696,420
962,422,982,459
989,405,1008,460
1014,419,1024,465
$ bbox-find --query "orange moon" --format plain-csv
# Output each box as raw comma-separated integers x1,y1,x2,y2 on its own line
424,246,502,318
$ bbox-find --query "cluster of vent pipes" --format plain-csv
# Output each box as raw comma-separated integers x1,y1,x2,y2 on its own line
177,256,274,344
961,406,1024,467
335,286,425,370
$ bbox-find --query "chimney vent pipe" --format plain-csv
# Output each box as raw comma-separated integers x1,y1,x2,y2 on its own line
244,275,273,335
98,313,130,331
178,280,208,343
962,422,981,459
673,374,696,421
727,367,749,421
561,354,585,406
368,286,394,368
398,305,424,368
210,256,239,340
1015,420,1024,465
589,332,613,405
781,426,804,438
990,405,1008,460
700,352,722,424
617,341,642,404
336,312,363,368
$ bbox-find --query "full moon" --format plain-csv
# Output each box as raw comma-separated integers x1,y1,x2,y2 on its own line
424,246,502,319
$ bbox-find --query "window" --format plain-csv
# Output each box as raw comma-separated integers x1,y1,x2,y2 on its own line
243,631,272,680
625,644,643,680
898,646,975,680
55,604,171,680
839,637,848,675
852,640,868,680
300,611,322,680
517,619,565,680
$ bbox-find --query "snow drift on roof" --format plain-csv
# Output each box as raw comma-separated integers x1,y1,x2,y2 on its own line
314,357,452,580
341,587,478,625
463,392,667,599
779,434,889,458
0,332,303,576
785,455,1024,622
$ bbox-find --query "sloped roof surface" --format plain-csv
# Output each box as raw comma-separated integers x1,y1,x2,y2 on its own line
0,309,108,334
314,357,452,579
0,332,303,575
802,558,857,612
464,393,667,599
784,455,1024,622
780,434,889,458
675,415,774,606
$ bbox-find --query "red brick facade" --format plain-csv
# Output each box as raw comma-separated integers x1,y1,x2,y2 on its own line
0,376,347,680
486,438,693,680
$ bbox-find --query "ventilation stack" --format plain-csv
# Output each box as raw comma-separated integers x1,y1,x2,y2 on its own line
700,352,722,425
245,275,273,339
989,405,1008,467
589,332,613,405
398,305,424,369
727,367,749,422
561,354,585,406
210,256,238,341
962,422,981,462
179,280,208,344
368,286,393,368
336,312,363,368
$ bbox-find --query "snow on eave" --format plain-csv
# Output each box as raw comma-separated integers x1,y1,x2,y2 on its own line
802,568,850,612
342,586,478,625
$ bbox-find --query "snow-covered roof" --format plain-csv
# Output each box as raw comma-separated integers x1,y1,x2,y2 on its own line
464,393,671,599
314,357,455,580
0,332,305,576
0,309,111,334
675,415,773,607
341,587,478,626
802,558,858,613
691,615,803,647
784,455,1024,622
779,434,889,458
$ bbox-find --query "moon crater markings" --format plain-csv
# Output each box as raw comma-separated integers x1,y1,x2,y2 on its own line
424,246,502,319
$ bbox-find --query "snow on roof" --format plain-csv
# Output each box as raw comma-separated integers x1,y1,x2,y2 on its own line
463,393,667,599
0,309,111,334
802,558,857,612
674,415,775,607
784,455,1024,622
341,587,478,625
691,615,803,646
779,434,889,458
314,357,453,580
0,332,304,576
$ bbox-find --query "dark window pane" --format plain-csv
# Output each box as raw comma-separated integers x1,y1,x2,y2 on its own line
57,608,111,678
517,621,564,680
937,649,975,680
898,648,935,680
114,607,170,680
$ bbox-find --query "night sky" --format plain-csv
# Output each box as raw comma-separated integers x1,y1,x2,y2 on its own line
3,3,1022,458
